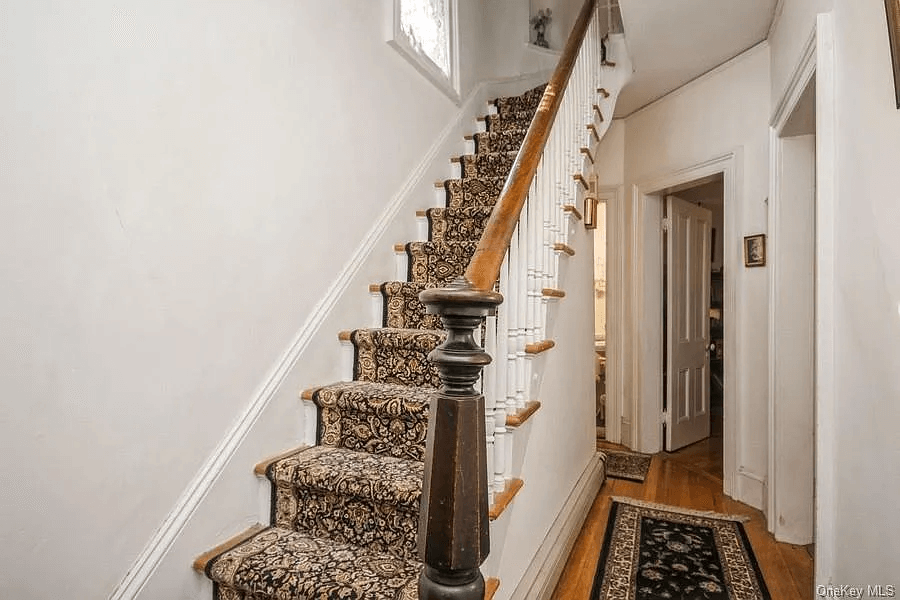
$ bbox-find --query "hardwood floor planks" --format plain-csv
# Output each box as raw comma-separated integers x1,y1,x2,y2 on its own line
550,438,814,599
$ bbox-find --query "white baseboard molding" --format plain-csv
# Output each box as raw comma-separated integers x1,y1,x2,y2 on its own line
109,69,556,600
509,452,606,600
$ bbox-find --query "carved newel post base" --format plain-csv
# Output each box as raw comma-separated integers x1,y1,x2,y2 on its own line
417,278,503,600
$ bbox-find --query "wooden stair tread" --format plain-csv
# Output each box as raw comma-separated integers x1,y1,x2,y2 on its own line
254,446,309,476
485,577,500,600
193,524,266,573
553,242,576,256
525,339,556,354
542,287,565,298
506,401,541,427
489,478,524,520
563,204,583,220
573,173,589,190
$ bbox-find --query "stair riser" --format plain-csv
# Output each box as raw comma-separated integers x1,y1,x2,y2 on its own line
428,212,492,243
353,329,444,387
381,285,437,330
474,130,528,154
461,152,517,179
407,242,478,286
494,85,545,117
444,178,505,210
318,405,428,461
486,112,534,133
273,484,419,559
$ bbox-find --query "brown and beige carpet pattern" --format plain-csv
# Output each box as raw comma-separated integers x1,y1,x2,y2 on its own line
604,449,653,483
203,84,555,600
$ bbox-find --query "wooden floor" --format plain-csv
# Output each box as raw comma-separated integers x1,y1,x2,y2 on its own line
550,433,814,599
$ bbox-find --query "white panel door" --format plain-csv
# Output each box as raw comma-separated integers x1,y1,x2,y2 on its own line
666,196,712,451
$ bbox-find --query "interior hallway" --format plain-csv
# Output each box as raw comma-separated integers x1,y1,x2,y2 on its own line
550,422,814,599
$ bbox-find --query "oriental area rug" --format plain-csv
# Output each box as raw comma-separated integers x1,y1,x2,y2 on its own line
590,498,771,600
604,449,653,482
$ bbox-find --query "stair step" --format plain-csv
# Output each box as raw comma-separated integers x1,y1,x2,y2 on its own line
485,111,535,133
350,328,445,388
473,129,529,154
378,281,440,330
205,527,420,600
442,176,507,209
310,381,434,461
494,83,546,116
461,151,519,179
405,241,478,286
426,205,495,243
266,446,423,558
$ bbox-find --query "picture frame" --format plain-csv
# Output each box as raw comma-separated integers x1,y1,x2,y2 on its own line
887,0,900,108
743,234,766,268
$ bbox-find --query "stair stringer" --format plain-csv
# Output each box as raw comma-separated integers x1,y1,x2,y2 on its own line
479,38,633,600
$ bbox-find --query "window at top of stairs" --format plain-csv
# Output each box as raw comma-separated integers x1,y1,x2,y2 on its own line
390,0,460,102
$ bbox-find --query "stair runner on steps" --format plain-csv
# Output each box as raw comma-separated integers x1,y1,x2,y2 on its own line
199,84,546,600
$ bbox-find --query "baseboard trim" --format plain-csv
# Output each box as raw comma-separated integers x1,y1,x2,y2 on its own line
508,452,605,600
108,69,554,600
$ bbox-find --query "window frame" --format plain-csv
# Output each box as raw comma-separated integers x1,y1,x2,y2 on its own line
388,0,461,103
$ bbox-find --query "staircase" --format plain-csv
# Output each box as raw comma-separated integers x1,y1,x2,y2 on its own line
193,87,547,600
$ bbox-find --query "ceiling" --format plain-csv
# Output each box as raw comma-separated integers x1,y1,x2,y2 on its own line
614,0,779,117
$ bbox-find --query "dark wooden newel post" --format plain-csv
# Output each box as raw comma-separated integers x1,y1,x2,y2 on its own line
418,278,502,600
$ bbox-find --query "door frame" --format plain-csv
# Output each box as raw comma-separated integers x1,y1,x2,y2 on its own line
767,13,837,578
598,185,625,444
629,152,742,499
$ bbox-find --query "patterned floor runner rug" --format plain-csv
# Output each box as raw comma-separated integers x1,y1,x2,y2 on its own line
590,498,771,600
604,449,652,482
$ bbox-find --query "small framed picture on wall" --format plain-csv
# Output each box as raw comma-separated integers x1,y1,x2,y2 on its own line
743,234,766,267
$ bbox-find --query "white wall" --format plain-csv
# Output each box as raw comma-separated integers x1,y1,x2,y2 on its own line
826,0,900,583
482,0,572,79
769,0,833,108
621,44,771,508
0,1,505,598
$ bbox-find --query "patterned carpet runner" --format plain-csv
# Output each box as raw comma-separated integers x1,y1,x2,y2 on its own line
604,449,652,482
201,84,549,600
590,498,771,600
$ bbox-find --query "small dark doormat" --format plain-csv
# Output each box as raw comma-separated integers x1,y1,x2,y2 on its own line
604,450,652,482
590,498,771,600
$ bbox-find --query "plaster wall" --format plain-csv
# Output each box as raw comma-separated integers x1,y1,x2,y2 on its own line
827,0,900,583
483,212,597,600
621,45,771,508
769,0,833,107
0,1,503,598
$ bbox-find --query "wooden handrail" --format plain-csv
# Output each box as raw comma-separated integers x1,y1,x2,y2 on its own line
463,0,597,291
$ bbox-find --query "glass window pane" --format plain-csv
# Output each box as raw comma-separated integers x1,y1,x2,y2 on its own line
400,0,451,77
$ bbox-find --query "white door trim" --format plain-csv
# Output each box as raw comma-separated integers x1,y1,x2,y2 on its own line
599,186,624,444
766,14,837,580
767,24,816,540
812,13,837,583
630,152,741,499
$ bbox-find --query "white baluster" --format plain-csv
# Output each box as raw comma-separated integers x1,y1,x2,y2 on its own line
496,255,510,492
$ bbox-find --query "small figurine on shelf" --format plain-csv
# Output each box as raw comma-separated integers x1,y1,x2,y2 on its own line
530,8,552,49
601,33,616,67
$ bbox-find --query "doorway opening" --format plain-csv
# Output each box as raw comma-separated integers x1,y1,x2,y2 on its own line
659,176,725,474
768,72,817,546
594,199,608,441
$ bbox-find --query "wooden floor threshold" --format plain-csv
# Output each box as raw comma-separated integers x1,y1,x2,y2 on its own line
193,524,266,572
525,339,556,354
485,577,501,600
506,400,541,427
490,478,524,520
